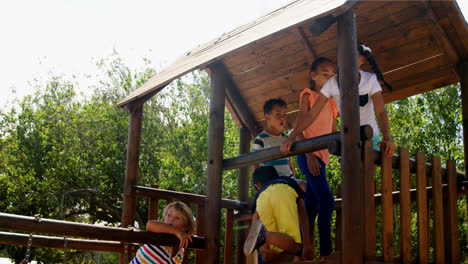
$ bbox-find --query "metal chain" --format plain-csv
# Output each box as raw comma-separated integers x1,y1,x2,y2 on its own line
124,242,129,264
63,236,68,264
25,233,33,262
124,225,135,263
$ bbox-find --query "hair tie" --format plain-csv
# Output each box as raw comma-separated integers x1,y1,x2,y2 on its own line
361,44,372,54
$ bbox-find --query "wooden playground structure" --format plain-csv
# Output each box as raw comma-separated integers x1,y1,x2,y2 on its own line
1,0,468,263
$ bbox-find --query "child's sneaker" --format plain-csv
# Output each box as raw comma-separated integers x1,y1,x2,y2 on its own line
244,219,266,255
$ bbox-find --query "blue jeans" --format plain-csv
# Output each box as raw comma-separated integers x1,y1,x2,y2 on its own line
297,154,334,256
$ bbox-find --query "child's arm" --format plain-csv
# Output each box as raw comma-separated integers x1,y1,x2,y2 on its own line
281,94,328,153
146,220,193,248
372,91,395,157
288,157,296,178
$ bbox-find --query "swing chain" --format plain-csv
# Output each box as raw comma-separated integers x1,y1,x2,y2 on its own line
63,236,68,264
33,214,41,223
124,225,134,263
25,233,33,261
124,242,129,264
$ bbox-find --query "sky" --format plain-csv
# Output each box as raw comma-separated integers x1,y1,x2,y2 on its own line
0,0,467,108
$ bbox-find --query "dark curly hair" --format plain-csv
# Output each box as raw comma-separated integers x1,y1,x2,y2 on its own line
263,98,287,115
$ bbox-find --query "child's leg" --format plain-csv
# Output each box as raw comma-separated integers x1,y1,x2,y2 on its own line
308,157,334,256
297,154,318,237
264,231,301,254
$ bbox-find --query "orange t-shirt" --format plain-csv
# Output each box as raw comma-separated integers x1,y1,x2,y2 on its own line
299,88,339,165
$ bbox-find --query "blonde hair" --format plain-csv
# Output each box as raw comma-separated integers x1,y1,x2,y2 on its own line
162,201,196,235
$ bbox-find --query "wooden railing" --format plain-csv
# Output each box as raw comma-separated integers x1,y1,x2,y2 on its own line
358,140,465,263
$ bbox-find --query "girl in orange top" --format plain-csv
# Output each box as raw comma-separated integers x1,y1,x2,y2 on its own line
295,57,338,258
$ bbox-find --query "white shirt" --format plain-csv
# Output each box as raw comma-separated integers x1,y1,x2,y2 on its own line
321,71,382,136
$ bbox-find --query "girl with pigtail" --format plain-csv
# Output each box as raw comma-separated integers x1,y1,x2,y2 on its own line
281,42,395,158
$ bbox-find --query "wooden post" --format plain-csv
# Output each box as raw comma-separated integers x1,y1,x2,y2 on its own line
224,209,234,264
362,140,376,259
337,10,362,264
459,60,468,174
205,62,226,263
381,151,394,261
235,126,250,264
120,103,143,264
432,157,444,263
196,203,206,264
458,61,468,244
416,152,429,263
445,160,460,263
398,148,412,264
148,185,159,221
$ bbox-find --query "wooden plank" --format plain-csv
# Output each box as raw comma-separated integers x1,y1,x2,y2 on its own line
383,66,458,103
196,204,206,264
383,54,450,85
398,148,412,264
232,51,308,89
222,30,300,69
296,26,317,61
381,150,394,262
242,70,308,106
357,2,425,41
431,156,445,263
224,209,234,264
216,62,262,137
370,37,443,78
355,1,417,25
337,10,362,264
415,152,429,264
363,140,376,259
421,1,460,67
148,184,159,221
228,39,305,76
205,62,227,264
430,1,468,59
445,160,460,264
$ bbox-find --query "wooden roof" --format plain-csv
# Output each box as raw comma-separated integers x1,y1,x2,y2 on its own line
119,0,468,132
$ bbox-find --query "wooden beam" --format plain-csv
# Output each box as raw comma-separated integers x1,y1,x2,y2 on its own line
0,231,139,253
295,26,317,62
337,10,362,264
459,60,468,174
120,103,143,264
121,103,143,228
224,125,373,170
421,1,460,71
130,185,248,211
214,62,262,137
205,62,227,263
121,88,162,113
0,213,205,249
224,131,339,170
235,126,251,264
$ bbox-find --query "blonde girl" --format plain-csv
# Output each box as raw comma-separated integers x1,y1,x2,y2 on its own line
130,201,195,264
